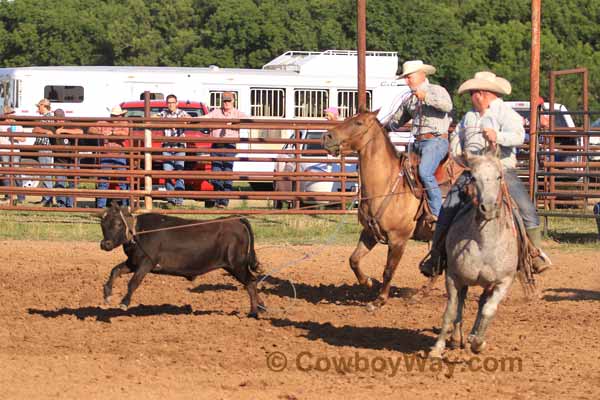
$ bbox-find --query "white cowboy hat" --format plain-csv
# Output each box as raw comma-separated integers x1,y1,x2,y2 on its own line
457,71,512,96
398,60,436,78
108,105,127,116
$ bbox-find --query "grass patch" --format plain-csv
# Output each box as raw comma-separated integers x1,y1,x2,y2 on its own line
0,210,597,249
0,210,363,245
543,215,600,250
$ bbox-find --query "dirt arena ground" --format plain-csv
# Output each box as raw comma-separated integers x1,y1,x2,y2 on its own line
1,239,599,399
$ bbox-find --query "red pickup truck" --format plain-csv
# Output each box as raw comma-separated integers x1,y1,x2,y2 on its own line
120,100,213,191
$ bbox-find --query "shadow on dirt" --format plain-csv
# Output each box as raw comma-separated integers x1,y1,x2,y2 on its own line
259,275,418,305
268,317,434,353
189,283,239,294
543,287,600,302
28,304,233,323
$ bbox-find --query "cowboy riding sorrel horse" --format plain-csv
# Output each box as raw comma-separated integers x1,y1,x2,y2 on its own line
322,109,458,309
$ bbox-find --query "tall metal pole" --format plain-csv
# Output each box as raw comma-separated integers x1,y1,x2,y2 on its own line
357,0,367,110
143,90,153,210
528,0,542,200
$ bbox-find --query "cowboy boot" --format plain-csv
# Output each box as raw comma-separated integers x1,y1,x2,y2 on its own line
419,226,446,277
526,227,552,274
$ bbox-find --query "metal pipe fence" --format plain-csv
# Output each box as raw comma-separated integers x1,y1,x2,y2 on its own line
0,115,374,214
1,112,599,219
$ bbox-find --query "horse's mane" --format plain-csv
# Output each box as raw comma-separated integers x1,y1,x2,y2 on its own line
370,115,401,162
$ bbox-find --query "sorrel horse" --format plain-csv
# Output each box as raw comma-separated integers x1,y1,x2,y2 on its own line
429,153,519,357
322,110,425,309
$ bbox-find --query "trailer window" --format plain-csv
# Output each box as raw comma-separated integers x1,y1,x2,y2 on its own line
138,92,164,100
338,90,372,118
250,88,285,117
44,85,84,103
294,89,328,118
0,81,6,107
209,91,239,110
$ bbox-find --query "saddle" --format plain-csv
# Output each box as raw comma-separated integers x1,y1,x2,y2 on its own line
404,152,465,241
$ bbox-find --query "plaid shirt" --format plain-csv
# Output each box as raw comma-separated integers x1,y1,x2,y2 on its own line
388,80,452,137
159,108,190,148
34,111,54,146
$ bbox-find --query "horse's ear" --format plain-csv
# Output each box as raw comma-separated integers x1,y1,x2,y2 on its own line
95,209,108,219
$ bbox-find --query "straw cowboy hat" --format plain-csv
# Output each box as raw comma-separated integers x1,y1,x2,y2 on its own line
2,105,15,115
108,105,127,116
398,60,436,78
457,71,512,96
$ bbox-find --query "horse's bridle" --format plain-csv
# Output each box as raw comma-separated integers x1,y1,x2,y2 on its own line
465,169,507,219
333,117,380,155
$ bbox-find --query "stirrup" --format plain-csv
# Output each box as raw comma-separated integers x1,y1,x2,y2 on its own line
423,214,438,224
533,249,552,274
419,251,443,278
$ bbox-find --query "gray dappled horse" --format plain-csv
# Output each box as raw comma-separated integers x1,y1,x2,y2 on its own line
430,152,518,357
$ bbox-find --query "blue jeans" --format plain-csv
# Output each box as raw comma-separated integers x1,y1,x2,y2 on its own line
38,152,53,203
435,169,540,245
211,143,235,207
504,169,539,229
412,137,448,217
55,164,75,208
96,158,129,208
162,150,185,205
1,154,25,201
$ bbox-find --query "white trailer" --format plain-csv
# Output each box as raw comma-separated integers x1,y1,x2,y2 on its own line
0,50,410,179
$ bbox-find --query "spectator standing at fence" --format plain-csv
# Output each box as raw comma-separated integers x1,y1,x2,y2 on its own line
89,106,130,208
324,106,340,121
52,109,83,208
31,98,55,207
159,94,190,208
0,106,26,205
204,92,247,208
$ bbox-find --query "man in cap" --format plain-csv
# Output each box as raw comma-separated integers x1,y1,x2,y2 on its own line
385,60,453,222
89,106,130,208
420,71,551,277
52,109,83,208
158,94,190,208
32,98,55,206
204,91,247,208
0,106,26,205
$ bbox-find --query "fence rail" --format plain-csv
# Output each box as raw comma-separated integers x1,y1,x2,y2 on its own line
1,113,599,219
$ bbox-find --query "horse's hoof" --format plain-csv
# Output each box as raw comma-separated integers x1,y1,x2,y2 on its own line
449,339,463,350
119,303,128,311
103,296,112,306
469,337,486,354
247,312,259,319
363,277,374,289
365,298,385,312
429,347,444,359
258,304,268,313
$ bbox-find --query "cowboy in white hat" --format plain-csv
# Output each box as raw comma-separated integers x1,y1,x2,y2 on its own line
420,71,551,277
385,60,453,222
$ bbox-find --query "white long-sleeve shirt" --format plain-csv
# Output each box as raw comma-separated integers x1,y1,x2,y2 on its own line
451,98,525,169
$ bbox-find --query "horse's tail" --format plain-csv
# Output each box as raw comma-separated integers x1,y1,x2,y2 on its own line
239,217,263,279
